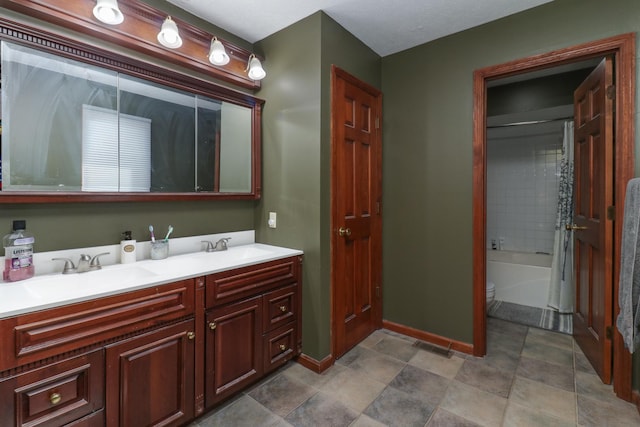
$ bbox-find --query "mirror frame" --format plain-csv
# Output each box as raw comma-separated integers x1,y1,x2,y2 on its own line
0,16,264,203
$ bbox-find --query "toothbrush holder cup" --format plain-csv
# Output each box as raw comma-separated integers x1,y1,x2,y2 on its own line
150,241,169,260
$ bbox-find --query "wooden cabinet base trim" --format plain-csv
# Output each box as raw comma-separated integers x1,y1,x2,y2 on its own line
382,320,474,355
296,353,334,374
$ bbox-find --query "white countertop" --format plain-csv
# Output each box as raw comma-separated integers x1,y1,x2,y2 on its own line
0,232,302,319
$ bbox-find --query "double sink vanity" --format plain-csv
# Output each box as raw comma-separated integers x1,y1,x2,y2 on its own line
0,232,303,426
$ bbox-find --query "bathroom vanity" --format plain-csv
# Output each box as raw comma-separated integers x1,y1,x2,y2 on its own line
0,243,302,426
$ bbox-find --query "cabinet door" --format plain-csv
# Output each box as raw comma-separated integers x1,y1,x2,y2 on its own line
0,350,104,427
105,320,195,427
205,296,262,407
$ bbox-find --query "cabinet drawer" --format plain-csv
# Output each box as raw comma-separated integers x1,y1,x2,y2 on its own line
0,349,104,427
263,284,297,332
263,323,296,374
206,257,297,307
0,279,195,372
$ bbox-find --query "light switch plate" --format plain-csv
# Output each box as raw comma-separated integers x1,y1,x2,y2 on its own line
268,212,277,228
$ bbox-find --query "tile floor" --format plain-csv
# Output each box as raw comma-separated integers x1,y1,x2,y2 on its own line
190,318,640,427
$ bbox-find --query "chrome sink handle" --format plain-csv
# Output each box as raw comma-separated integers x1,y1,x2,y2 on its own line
202,238,231,252
52,257,77,274
89,252,110,271
202,241,215,252
214,237,231,251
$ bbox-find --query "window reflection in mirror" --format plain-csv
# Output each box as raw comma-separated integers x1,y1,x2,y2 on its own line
0,41,254,194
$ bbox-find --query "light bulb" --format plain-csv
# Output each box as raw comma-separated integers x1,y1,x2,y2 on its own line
157,16,182,49
208,38,230,66
93,0,124,25
247,55,266,80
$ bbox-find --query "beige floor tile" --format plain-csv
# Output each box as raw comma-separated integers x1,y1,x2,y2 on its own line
282,360,346,389
525,327,574,350
319,366,387,412
349,414,388,427
521,338,574,367
509,376,576,423
195,395,288,427
349,350,406,384
503,401,575,427
577,395,640,427
408,348,465,379
372,335,420,362
359,330,387,348
425,408,483,426
439,380,507,427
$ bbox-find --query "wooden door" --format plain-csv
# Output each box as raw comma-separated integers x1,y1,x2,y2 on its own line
205,296,263,407
572,57,614,384
331,66,383,359
105,320,195,427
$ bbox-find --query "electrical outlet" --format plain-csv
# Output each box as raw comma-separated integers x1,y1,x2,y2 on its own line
268,212,277,228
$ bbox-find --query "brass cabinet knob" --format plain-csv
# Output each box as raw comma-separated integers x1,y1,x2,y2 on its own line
279,344,287,351
50,392,62,405
187,331,195,340
209,322,217,330
279,305,287,312
338,227,352,237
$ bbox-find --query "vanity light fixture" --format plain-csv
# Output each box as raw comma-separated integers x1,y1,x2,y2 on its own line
208,37,230,66
246,54,266,80
92,0,124,25
157,16,182,49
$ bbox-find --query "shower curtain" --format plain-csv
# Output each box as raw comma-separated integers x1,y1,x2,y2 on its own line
548,121,575,313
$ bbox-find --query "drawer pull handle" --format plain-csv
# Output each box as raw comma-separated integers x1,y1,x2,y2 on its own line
50,392,62,405
279,305,287,312
187,331,195,340
279,344,287,351
209,322,217,330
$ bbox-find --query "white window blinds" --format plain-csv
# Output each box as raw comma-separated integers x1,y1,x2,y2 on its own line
82,105,151,192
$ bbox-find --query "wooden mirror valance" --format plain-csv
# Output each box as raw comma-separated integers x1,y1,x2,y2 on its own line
0,0,262,89
0,0,264,203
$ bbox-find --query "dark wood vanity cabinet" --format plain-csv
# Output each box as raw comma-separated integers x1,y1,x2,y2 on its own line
0,255,302,427
204,256,302,408
0,279,196,427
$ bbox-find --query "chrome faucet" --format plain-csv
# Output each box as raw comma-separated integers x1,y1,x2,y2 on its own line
52,252,110,274
201,237,231,252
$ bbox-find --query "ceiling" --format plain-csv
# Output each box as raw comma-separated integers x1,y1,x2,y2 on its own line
167,0,554,57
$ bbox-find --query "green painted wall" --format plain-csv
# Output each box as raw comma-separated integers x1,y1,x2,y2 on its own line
254,12,380,360
381,0,640,384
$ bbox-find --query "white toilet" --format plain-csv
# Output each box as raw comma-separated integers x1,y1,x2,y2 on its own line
486,281,496,309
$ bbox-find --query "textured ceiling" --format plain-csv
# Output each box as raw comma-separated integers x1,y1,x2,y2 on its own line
167,0,553,56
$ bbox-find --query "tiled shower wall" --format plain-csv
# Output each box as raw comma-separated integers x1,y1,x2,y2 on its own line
486,122,565,254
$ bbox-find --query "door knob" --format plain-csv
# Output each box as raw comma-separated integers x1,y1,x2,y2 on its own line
338,227,352,237
566,224,588,231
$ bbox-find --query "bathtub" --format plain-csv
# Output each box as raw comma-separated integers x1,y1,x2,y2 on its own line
486,250,552,309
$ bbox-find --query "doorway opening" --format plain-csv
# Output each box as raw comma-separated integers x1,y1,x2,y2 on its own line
485,61,598,333
472,34,635,401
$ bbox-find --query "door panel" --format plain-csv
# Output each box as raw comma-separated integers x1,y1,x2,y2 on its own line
572,57,614,384
332,66,382,358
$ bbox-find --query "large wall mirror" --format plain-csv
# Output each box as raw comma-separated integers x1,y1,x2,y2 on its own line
0,17,263,202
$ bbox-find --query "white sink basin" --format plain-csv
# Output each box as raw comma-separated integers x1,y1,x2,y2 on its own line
22,266,159,299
